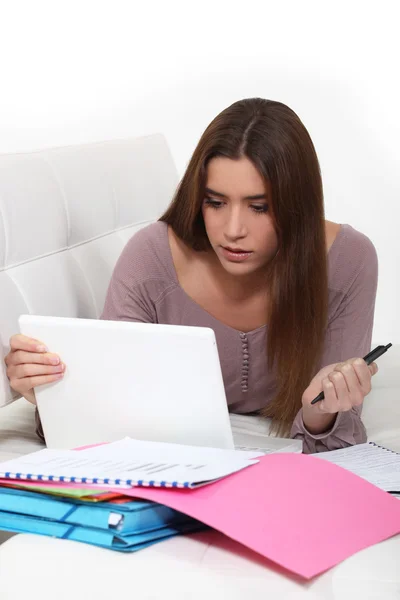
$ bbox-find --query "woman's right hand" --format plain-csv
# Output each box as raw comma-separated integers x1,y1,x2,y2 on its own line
4,334,65,405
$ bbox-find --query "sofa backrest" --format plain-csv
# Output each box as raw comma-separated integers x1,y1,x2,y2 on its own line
0,135,178,406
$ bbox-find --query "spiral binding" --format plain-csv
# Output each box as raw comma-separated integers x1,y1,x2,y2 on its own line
0,472,192,488
368,441,400,455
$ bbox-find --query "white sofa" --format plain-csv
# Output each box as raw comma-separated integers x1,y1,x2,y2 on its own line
0,136,399,599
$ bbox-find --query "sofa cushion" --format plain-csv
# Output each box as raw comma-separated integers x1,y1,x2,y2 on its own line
0,400,43,461
0,135,178,407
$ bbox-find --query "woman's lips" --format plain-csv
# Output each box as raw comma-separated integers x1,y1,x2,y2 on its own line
221,247,253,262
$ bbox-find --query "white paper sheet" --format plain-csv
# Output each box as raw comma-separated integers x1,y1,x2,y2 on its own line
0,438,261,488
315,442,400,492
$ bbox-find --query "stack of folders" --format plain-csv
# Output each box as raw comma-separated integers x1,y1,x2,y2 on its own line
0,437,262,552
1,438,400,578
0,484,205,552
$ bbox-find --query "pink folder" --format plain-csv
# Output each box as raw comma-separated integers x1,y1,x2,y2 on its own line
107,453,400,579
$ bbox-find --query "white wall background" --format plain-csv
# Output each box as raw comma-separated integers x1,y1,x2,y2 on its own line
0,0,399,343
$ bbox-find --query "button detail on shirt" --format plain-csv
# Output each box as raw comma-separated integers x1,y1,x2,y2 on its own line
240,333,249,392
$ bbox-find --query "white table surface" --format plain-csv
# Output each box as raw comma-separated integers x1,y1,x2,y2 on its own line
0,529,399,600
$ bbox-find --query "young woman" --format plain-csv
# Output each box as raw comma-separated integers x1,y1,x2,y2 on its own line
4,98,378,453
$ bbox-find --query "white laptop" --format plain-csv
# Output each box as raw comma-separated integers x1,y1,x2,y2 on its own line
19,315,302,453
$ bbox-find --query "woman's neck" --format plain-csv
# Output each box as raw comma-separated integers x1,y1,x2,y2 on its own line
206,251,271,304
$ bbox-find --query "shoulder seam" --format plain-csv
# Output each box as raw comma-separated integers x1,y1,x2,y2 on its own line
329,225,377,294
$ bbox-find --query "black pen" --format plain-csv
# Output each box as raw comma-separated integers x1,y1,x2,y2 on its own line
310,343,393,405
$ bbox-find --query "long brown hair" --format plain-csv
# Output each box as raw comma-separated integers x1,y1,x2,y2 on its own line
160,98,328,435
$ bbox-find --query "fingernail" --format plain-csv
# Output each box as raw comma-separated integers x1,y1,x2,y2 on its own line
50,357,60,365
36,345,48,353
55,373,64,379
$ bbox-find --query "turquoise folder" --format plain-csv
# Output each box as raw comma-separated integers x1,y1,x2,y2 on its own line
0,509,205,551
0,486,190,534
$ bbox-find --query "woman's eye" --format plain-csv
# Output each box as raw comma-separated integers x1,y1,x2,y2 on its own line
251,204,268,213
204,198,223,209
204,198,268,213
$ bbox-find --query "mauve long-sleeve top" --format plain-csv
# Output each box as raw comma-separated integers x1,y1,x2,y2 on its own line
98,220,378,453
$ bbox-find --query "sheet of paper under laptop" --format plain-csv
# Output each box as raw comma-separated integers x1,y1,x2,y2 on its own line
230,414,303,453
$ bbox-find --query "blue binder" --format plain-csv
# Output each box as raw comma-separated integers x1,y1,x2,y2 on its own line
0,486,189,534
0,510,206,551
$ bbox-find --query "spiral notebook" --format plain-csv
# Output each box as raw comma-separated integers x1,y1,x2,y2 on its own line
0,438,261,489
315,442,400,493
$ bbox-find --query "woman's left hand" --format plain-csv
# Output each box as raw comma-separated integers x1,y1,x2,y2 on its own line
301,357,378,434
